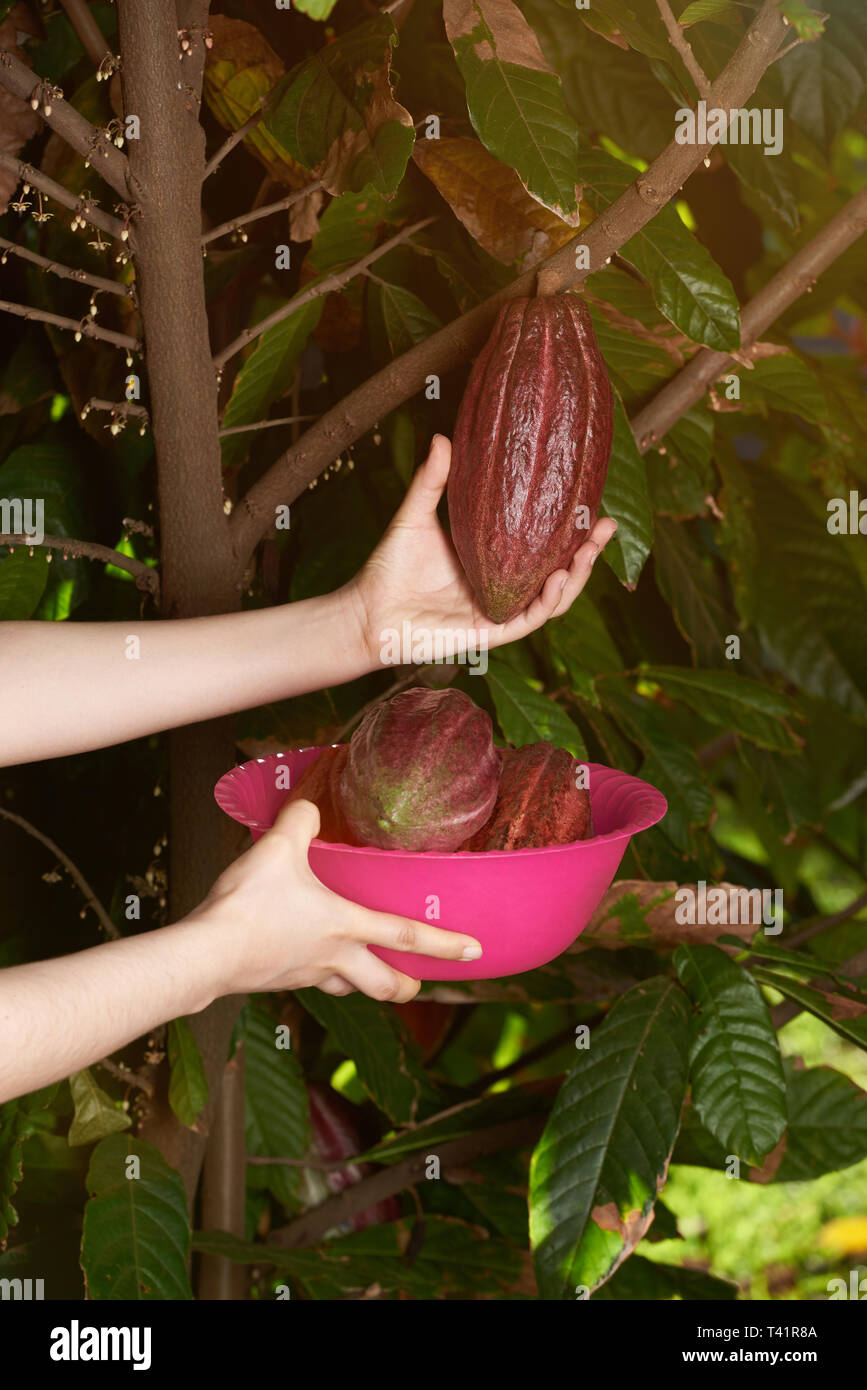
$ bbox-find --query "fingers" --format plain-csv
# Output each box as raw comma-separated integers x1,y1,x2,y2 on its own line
267,796,320,850
394,434,452,526
335,946,422,1003
318,974,357,996
550,517,618,618
348,908,482,962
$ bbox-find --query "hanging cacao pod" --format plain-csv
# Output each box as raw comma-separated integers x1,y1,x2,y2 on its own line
462,742,592,851
447,294,614,623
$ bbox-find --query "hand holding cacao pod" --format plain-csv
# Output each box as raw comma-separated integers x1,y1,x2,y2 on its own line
448,294,614,623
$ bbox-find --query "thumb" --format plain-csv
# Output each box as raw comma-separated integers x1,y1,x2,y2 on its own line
268,797,321,850
395,434,451,526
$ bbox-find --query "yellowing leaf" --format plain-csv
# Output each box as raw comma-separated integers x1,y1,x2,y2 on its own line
412,135,576,268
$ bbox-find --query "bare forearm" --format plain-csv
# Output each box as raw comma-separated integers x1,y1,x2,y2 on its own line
0,585,371,765
0,913,233,1102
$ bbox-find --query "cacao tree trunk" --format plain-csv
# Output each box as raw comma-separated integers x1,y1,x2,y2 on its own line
117,0,247,1299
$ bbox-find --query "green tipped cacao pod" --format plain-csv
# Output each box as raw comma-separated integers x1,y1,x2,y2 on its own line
447,294,614,624
339,687,500,851
463,742,592,851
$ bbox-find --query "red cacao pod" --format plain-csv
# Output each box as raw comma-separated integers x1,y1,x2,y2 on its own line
339,687,500,851
463,742,592,851
283,745,359,845
448,294,614,623
306,1084,400,1232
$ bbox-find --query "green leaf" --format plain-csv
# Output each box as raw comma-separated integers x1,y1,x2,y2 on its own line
292,0,340,19
594,1254,738,1300
674,945,787,1167
68,1070,132,1148
220,299,323,466
547,594,623,706
358,1086,550,1164
167,1019,209,1130
296,991,442,1125
530,977,690,1299
577,149,741,349
653,518,733,669
641,666,799,751
0,1086,58,1243
735,353,830,424
0,548,49,619
775,1064,867,1181
779,1,867,149
485,657,587,757
80,1135,192,1299
445,0,581,217
599,388,653,586
243,1000,310,1211
679,0,739,25
376,280,442,357
267,15,414,194
752,966,867,1053
779,0,828,41
305,186,388,275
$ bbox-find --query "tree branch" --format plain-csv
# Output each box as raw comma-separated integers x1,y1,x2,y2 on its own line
229,0,788,571
82,397,149,423
0,806,119,939
96,1055,154,1097
267,1115,545,1250
213,216,435,372
0,299,140,352
0,153,125,239
785,887,867,950
0,236,132,299
203,89,283,182
202,180,322,247
631,185,867,451
0,532,159,601
218,414,317,438
656,0,711,97
0,47,129,198
58,0,112,68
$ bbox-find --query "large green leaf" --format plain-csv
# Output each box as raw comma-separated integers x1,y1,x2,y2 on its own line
529,976,690,1298
80,1135,192,1299
167,1019,209,1131
641,666,799,752
444,0,581,217
576,149,741,349
653,518,734,670
752,966,867,1053
68,1070,132,1148
547,594,623,706
594,1253,738,1300
0,548,49,619
297,991,442,1125
267,15,414,194
243,1000,310,1211
600,389,653,587
0,1086,58,1244
775,1063,867,1181
376,279,442,357
220,299,323,466
485,657,587,757
674,945,787,1167
779,0,867,150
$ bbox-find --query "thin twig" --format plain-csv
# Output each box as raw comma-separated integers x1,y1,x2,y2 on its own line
219,414,318,438
96,1056,154,1098
203,89,280,182
0,153,124,239
656,0,712,97
0,806,119,940
202,181,323,247
786,887,867,950
0,47,128,198
213,217,435,371
83,397,149,420
58,0,112,68
0,299,140,352
0,237,132,298
0,532,159,602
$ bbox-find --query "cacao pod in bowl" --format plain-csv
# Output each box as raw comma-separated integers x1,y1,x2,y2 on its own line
214,749,666,981
448,293,614,623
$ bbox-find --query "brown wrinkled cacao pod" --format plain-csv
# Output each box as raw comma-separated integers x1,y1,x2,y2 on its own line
463,742,592,851
448,294,614,623
283,745,360,845
340,686,500,852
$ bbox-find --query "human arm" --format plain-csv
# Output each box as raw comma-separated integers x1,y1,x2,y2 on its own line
0,436,616,768
0,799,483,1104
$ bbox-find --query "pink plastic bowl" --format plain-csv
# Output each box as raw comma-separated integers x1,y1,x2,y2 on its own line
214,747,666,981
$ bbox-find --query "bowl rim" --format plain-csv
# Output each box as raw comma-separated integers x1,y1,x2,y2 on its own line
214,745,668,857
